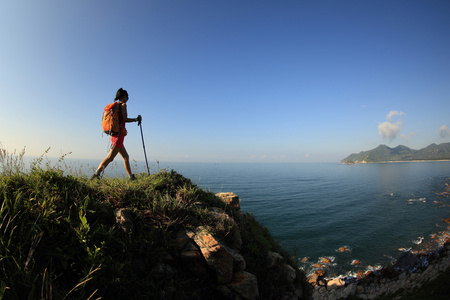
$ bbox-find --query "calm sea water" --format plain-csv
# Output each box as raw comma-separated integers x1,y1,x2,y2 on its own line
53,158,450,277
160,161,450,277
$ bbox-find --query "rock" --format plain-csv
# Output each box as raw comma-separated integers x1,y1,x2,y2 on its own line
312,290,321,299
378,285,387,295
180,240,210,277
317,278,327,287
315,269,326,277
230,271,259,300
114,208,133,233
231,249,246,272
173,229,191,251
327,278,345,289
308,269,326,286
282,263,296,283
356,270,365,279
229,226,243,251
357,285,365,294
342,283,357,297
362,271,376,284
216,192,241,210
266,251,283,268
321,257,332,264
190,226,235,284
395,252,422,271
377,266,399,279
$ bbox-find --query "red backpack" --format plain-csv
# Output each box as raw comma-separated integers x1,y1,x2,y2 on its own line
101,102,127,136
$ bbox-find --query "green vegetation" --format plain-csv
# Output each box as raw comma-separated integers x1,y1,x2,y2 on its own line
0,149,304,299
340,143,450,164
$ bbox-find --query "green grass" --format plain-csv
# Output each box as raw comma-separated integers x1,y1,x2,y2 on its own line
0,148,304,299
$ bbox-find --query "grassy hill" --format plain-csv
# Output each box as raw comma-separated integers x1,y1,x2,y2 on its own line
0,150,306,299
341,143,450,164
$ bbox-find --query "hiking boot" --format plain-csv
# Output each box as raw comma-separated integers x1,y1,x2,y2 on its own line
130,174,136,181
90,173,101,180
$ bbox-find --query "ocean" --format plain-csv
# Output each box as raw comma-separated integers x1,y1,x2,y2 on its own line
159,161,450,277
50,158,450,277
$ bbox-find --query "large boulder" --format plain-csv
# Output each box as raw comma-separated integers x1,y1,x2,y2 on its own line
216,192,241,210
188,226,235,284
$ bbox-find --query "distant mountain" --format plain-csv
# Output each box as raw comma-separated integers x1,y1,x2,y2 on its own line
340,143,450,164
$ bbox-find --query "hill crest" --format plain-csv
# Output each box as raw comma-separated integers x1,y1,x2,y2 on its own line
340,142,450,164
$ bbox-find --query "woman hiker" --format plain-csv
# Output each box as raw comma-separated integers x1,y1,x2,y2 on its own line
91,88,142,180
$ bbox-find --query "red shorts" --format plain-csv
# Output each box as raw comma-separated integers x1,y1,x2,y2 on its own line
111,134,125,148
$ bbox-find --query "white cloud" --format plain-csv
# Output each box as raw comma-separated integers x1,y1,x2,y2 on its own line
386,110,405,121
378,122,402,139
439,125,450,138
378,110,405,140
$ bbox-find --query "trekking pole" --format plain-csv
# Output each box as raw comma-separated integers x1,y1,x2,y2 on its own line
139,120,150,175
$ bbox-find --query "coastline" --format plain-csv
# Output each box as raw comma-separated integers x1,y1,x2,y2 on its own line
308,183,450,299
343,159,450,165
310,241,450,299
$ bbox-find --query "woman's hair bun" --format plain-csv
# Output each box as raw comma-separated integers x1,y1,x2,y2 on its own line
115,88,127,100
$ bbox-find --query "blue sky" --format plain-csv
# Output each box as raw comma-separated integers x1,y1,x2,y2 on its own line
1,0,450,163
